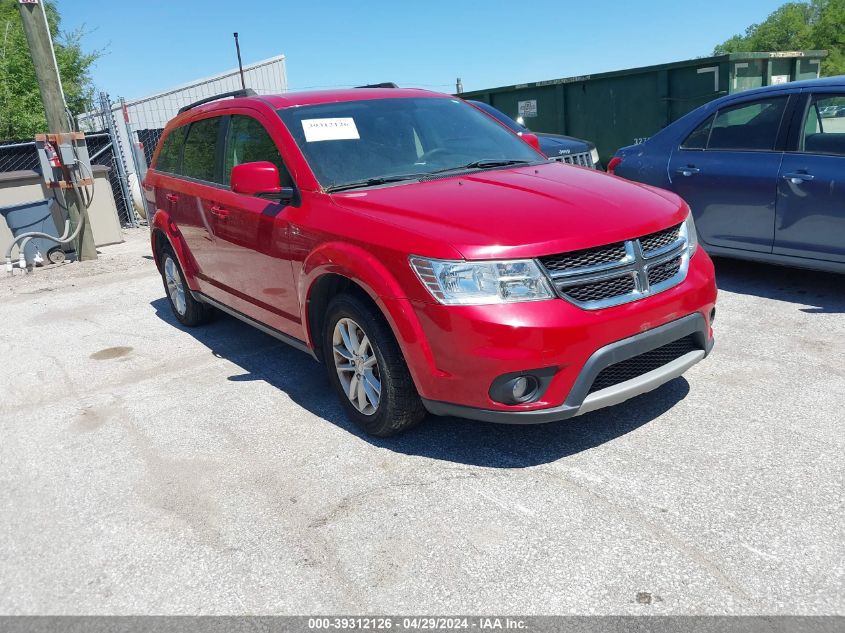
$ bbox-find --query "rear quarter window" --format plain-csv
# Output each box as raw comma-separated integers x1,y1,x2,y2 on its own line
681,114,715,150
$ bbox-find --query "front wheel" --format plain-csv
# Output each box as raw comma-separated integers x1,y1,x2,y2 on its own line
323,293,426,436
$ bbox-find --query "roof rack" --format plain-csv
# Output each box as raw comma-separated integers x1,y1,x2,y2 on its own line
177,88,257,114
354,82,398,89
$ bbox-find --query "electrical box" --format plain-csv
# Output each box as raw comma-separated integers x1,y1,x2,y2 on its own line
34,132,93,189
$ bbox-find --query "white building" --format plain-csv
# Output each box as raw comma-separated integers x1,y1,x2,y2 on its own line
78,55,288,178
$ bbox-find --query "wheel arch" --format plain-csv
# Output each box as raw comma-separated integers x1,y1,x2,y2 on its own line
301,243,440,392
149,209,200,289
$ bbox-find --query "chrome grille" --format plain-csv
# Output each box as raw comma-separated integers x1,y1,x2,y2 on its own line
549,151,595,168
588,335,699,393
537,222,689,310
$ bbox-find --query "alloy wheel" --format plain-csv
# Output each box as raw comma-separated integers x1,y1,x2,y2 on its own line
332,318,381,415
164,256,187,316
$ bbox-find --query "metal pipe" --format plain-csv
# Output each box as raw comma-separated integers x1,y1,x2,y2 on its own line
0,141,36,150
5,216,75,272
6,160,94,272
99,91,136,227
87,140,112,162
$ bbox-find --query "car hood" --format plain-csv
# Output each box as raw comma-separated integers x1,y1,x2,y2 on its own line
537,133,592,156
330,162,687,260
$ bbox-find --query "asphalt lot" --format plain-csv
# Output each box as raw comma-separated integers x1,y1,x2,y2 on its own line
0,229,842,615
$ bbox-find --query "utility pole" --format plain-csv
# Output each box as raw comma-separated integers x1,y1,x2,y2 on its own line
17,0,97,261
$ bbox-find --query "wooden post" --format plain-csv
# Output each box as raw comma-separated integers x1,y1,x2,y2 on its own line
17,0,97,261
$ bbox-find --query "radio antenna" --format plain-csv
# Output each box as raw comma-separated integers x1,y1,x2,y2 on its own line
233,32,246,90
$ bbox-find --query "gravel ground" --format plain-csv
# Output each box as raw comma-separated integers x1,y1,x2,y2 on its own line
0,229,842,615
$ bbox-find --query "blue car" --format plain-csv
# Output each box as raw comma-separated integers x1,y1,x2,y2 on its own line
610,77,845,274
467,100,601,169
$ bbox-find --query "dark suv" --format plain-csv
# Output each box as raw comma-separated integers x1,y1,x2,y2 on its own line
468,100,600,169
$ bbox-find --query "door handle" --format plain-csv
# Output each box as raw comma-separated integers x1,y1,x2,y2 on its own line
210,205,229,218
782,172,814,185
676,167,700,177
165,193,179,203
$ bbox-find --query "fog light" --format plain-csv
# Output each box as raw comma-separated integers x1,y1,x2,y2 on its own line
512,377,529,399
511,375,538,403
489,368,555,405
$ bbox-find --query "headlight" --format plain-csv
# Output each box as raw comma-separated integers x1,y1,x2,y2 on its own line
682,208,698,255
409,257,554,305
590,148,600,165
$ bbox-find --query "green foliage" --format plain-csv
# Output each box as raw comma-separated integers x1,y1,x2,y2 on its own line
715,0,845,76
0,0,100,139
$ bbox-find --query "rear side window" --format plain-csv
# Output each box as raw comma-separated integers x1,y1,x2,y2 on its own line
801,94,845,156
155,127,185,173
223,115,292,186
182,117,223,182
681,114,715,150
707,97,787,151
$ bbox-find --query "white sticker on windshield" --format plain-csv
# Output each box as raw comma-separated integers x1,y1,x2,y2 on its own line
301,117,360,142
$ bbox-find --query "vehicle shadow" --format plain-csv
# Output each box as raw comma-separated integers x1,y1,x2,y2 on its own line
713,256,844,314
151,298,690,468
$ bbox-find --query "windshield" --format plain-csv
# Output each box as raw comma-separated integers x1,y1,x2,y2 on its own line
277,97,542,190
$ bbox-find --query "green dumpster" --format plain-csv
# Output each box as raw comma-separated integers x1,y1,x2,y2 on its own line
459,51,827,164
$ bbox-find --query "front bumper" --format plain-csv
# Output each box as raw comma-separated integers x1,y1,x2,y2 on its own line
422,312,713,423
407,249,716,421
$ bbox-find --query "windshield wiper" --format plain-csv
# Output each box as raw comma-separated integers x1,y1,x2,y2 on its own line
325,173,425,193
428,159,534,175
325,160,535,192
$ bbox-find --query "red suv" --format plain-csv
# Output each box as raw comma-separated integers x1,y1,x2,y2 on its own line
145,87,717,436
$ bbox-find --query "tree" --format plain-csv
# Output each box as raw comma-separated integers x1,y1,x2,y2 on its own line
715,0,845,76
0,0,100,139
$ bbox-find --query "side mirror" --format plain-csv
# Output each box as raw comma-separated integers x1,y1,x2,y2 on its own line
231,161,295,202
521,132,544,155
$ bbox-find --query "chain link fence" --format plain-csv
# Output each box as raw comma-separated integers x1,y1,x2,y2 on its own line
86,132,135,226
0,139,39,172
1,55,287,231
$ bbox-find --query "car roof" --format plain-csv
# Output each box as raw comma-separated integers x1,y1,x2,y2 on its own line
262,87,443,108
167,87,449,127
715,75,845,104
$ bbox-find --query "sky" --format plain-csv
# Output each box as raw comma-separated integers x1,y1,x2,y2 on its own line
56,0,787,101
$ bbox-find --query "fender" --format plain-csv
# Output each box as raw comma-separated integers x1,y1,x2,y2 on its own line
300,242,443,391
150,208,202,291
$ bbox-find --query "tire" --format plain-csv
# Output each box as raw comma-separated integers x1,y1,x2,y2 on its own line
323,293,426,436
159,245,213,327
